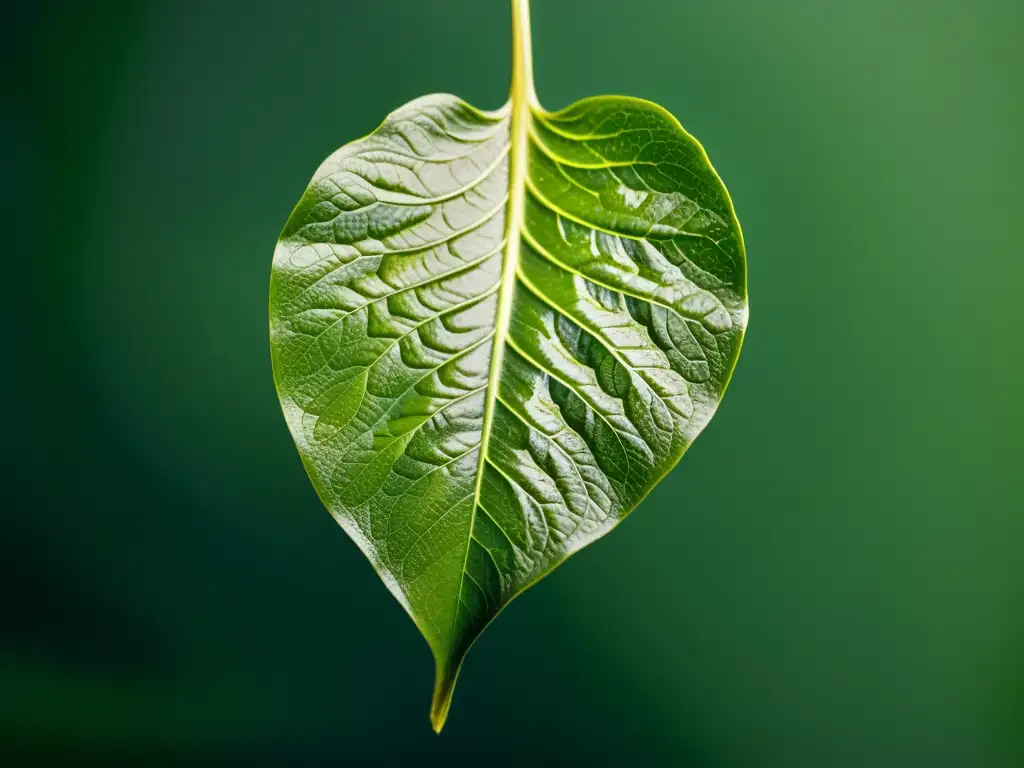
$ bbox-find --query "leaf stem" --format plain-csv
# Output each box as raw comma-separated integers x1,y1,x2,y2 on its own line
511,0,536,107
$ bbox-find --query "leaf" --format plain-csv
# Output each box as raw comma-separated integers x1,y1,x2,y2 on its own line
269,0,747,732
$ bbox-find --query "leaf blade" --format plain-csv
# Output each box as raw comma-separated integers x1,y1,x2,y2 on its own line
270,6,746,734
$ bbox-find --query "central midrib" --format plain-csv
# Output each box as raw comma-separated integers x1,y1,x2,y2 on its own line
471,39,531,503
456,0,535,640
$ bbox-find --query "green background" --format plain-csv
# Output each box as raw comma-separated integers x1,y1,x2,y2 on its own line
5,0,1022,764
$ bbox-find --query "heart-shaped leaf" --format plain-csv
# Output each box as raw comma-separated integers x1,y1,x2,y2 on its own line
270,0,747,731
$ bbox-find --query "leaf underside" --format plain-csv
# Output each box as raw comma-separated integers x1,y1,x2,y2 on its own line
270,93,746,730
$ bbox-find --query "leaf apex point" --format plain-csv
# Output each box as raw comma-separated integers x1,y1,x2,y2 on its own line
429,665,457,734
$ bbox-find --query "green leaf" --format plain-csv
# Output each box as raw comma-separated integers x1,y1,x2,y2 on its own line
269,0,746,732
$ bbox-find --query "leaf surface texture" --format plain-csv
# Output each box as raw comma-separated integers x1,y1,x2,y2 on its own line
270,0,746,731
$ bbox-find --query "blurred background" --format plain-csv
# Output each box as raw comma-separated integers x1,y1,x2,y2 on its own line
4,0,1023,764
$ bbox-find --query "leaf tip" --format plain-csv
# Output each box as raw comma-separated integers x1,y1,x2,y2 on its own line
429,660,461,734
429,680,453,734
429,707,448,735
